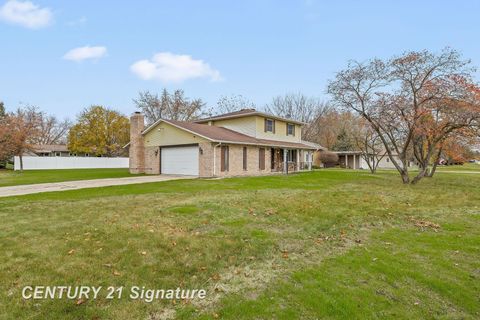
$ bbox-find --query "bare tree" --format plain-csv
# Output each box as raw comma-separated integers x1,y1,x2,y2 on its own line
133,89,206,124
266,93,331,141
32,114,71,145
352,121,385,173
216,94,256,114
328,48,478,184
305,109,345,149
266,93,325,123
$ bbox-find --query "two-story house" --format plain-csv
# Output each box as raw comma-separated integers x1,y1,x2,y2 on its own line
128,109,323,177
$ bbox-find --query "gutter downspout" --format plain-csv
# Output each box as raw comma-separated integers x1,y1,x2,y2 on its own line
213,142,222,177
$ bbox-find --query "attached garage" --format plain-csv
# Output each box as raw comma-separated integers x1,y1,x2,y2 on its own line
161,145,199,176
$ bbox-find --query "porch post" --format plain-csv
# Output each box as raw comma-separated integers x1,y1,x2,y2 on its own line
296,149,300,171
353,154,356,169
308,151,312,170
283,148,288,173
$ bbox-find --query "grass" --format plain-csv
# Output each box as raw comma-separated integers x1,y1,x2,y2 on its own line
0,170,479,319
0,168,137,187
435,163,480,172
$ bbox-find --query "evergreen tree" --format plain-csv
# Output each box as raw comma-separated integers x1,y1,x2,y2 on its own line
332,128,354,151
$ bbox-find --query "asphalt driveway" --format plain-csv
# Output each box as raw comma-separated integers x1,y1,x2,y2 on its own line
0,175,195,198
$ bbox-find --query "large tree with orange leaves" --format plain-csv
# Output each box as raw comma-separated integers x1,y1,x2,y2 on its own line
328,48,480,184
0,106,41,171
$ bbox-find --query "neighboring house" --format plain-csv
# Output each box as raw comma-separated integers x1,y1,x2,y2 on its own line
25,145,91,157
128,109,319,177
334,151,416,169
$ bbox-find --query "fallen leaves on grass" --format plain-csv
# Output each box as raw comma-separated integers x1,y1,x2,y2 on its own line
409,217,441,232
113,270,121,276
67,249,75,255
75,298,86,306
264,208,277,216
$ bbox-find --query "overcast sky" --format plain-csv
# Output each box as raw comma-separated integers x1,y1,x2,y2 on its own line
1,0,479,119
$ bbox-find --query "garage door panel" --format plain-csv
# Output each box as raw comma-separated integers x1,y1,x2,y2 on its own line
161,146,199,176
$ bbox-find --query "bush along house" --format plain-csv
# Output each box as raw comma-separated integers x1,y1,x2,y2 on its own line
127,109,323,177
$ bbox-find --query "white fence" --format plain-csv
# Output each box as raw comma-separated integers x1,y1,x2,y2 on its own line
14,156,129,171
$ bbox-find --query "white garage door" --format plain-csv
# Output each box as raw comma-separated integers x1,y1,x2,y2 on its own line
161,145,199,176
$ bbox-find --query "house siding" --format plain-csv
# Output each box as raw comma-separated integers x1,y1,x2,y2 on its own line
254,116,302,143
144,122,207,147
209,116,257,137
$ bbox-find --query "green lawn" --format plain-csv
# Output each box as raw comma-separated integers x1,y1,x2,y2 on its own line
0,168,136,187
435,163,480,172
0,170,479,319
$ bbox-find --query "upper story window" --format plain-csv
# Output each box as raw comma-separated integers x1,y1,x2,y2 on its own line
264,118,275,133
287,123,295,136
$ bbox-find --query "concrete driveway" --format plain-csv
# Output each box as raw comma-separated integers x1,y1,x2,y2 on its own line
0,175,196,198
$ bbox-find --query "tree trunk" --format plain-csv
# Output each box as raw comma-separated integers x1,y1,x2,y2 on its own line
428,162,439,177
411,167,428,184
400,170,410,184
19,155,24,172
427,146,443,178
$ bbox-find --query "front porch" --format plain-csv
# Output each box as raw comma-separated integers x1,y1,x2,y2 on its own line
335,151,363,169
270,148,313,174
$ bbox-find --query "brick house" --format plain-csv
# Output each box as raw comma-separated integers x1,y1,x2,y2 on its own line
128,109,323,177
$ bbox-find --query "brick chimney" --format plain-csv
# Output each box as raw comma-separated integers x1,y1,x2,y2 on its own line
129,112,145,174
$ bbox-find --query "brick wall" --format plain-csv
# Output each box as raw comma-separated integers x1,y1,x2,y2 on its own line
129,113,145,174
144,146,160,174
214,144,272,177
199,142,214,177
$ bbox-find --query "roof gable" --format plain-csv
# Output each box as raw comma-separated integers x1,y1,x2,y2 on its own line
194,109,306,125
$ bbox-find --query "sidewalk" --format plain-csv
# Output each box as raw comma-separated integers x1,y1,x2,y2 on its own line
0,175,195,198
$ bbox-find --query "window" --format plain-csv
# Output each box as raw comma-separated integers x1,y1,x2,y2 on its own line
287,123,295,136
85,153,89,157
264,118,275,133
221,146,229,172
259,148,265,170
386,158,389,162
55,152,61,157
243,147,248,171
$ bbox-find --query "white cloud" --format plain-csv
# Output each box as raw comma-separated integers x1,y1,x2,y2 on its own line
130,52,222,83
0,0,52,29
63,46,107,62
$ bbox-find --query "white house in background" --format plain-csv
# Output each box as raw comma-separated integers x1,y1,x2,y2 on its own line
334,151,416,170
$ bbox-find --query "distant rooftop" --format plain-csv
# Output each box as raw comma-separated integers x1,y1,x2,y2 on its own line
31,144,69,153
